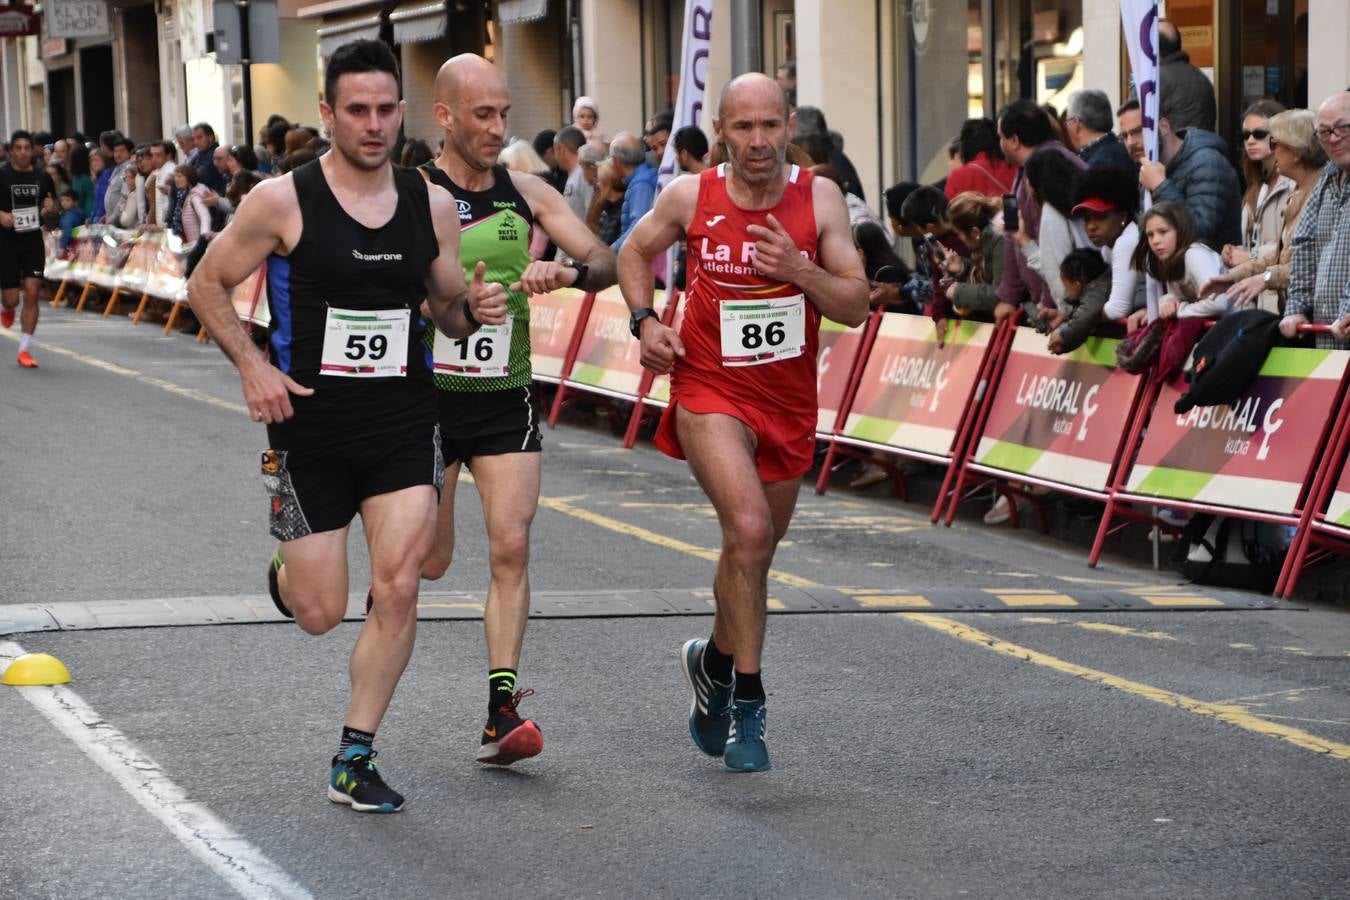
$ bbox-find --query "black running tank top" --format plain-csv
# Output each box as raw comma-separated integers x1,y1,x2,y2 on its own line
265,159,439,448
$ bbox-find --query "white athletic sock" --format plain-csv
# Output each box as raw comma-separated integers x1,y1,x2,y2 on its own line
19,333,32,352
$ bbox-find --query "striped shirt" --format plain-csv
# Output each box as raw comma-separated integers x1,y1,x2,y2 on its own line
1287,163,1350,349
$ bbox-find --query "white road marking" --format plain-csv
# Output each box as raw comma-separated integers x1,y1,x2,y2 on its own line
1,641,312,899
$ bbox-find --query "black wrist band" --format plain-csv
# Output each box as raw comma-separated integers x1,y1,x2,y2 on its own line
462,296,479,327
567,260,589,289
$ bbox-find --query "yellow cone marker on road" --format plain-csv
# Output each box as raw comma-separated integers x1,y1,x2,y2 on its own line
2,653,72,686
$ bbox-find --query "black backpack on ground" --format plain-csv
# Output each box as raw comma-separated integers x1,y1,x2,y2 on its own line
1169,513,1287,593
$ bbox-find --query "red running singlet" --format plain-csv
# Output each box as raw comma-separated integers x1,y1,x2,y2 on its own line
654,163,821,481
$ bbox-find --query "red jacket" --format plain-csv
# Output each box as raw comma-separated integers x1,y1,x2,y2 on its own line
944,152,1017,200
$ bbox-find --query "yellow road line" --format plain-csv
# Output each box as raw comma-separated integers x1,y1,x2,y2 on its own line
1073,622,1179,642
537,496,819,590
0,329,249,416
901,613,1350,761
1141,595,1224,607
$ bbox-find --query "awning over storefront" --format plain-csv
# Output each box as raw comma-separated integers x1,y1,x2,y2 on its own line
314,8,383,58
497,0,547,26
390,1,447,44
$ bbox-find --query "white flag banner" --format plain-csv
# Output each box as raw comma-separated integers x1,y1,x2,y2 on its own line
657,0,713,189
1119,0,1160,163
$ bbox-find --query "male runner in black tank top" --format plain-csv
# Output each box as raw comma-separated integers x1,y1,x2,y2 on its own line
187,40,506,813
417,53,617,766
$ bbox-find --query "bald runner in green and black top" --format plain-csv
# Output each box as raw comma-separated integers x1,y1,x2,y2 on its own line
420,161,544,462
420,162,535,392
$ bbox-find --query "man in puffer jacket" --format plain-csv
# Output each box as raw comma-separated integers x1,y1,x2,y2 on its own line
1140,117,1241,250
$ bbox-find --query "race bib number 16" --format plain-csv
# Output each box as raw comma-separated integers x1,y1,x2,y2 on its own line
433,319,513,378
719,295,807,367
319,306,410,377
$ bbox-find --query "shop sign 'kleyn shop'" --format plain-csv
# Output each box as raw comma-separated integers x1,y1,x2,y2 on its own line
46,0,110,39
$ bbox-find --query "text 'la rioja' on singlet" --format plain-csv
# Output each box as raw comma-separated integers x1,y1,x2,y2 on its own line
679,163,821,416
420,162,535,393
265,158,439,449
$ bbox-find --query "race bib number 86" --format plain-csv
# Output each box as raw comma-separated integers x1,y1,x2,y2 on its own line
719,295,807,367
319,306,410,377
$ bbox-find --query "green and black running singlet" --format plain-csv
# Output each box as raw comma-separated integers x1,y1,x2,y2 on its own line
420,162,534,392
265,159,439,448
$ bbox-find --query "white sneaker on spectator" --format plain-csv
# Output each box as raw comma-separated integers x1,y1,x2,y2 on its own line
849,463,889,489
983,494,1029,525
1158,508,1190,528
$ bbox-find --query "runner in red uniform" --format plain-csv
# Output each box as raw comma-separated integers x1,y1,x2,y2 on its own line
618,73,868,772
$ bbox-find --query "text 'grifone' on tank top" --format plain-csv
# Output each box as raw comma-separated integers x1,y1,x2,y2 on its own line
265,158,439,449
419,161,535,393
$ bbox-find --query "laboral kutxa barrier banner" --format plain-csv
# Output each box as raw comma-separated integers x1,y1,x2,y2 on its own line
971,330,1139,492
1124,348,1350,514
527,287,587,382
564,286,672,399
815,317,868,435
841,313,995,458
1320,458,1350,533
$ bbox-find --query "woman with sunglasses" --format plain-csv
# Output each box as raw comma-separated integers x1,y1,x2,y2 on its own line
1225,101,1292,285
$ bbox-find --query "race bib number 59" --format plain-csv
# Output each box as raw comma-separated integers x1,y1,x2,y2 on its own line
319,306,410,377
719,295,807,367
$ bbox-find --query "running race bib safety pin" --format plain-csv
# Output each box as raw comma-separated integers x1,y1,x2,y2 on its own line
433,319,513,378
319,306,410,377
719,295,807,367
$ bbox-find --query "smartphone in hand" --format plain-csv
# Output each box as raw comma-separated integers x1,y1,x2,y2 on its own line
922,231,943,260
1002,193,1019,233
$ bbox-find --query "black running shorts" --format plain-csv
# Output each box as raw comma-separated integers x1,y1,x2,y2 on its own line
438,385,543,466
0,237,45,290
261,423,444,542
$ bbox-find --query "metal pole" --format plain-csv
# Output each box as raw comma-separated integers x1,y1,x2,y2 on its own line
239,0,253,146
730,0,761,77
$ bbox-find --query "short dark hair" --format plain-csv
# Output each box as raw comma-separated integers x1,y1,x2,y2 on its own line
117,138,135,153
998,99,1053,149
899,184,949,229
1060,248,1108,283
957,117,1003,164
777,61,796,78
193,122,215,140
673,125,708,159
98,130,122,150
884,181,921,223
1022,146,1083,218
790,132,832,165
1073,166,1140,219
532,129,557,158
554,126,586,153
159,140,177,160
229,143,259,170
1116,97,1140,117
853,221,909,282
175,163,199,186
646,110,674,135
264,114,289,130
794,105,828,136
9,129,32,147
60,188,79,201
324,39,401,107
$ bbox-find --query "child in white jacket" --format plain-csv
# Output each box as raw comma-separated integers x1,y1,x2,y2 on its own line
1130,201,1229,326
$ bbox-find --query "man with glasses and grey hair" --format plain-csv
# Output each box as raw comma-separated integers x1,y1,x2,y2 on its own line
1280,91,1350,348
1065,89,1135,171
609,131,657,251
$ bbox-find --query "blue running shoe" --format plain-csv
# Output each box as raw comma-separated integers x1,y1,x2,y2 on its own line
327,746,404,813
680,639,734,757
724,699,771,772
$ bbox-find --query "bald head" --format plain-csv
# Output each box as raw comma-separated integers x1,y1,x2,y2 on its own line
1158,19,1181,56
1317,91,1350,171
434,53,505,108
433,53,510,173
718,72,790,124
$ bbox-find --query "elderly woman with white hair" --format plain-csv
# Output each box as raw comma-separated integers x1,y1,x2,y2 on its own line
572,96,608,145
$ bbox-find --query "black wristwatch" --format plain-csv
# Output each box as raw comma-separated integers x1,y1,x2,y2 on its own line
630,307,659,339
565,259,589,289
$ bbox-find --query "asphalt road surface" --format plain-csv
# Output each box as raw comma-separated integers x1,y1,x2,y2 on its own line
2,309,1347,899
